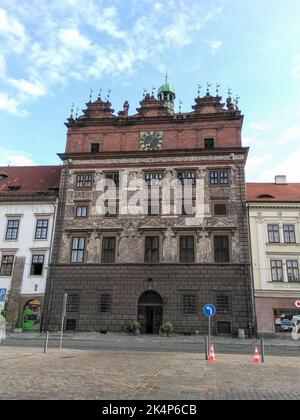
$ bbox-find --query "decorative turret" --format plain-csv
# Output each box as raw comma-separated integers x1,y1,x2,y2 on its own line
157,74,176,115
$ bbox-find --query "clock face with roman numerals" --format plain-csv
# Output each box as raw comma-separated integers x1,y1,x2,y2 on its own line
140,131,163,151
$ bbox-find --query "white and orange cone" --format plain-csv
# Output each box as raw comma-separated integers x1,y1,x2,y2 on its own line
208,344,216,361
253,347,261,363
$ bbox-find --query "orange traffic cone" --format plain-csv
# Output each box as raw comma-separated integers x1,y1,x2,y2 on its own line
253,347,261,363
208,344,216,361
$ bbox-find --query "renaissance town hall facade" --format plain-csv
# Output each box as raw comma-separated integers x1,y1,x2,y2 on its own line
43,83,256,336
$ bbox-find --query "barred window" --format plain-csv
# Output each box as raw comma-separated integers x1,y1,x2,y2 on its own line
0,255,14,276
66,294,80,313
6,220,19,240
101,237,116,263
71,237,85,263
35,219,48,239
180,236,195,263
145,236,159,263
99,294,112,313
283,225,296,243
214,236,230,263
268,224,280,243
182,294,197,314
287,260,299,282
30,255,44,276
216,295,230,314
271,260,283,282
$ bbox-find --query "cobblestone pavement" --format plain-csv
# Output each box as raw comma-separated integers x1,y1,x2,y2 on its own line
0,346,299,400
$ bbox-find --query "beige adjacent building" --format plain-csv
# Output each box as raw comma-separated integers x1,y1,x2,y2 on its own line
247,176,300,335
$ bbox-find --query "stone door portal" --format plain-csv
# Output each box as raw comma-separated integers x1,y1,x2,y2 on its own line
138,291,163,334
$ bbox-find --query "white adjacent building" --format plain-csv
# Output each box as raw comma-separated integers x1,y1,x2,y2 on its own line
247,176,300,335
0,166,60,331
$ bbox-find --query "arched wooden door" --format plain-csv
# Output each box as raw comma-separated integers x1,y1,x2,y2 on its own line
137,291,163,334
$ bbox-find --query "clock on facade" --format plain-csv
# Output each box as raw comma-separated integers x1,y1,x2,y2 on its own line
140,131,163,151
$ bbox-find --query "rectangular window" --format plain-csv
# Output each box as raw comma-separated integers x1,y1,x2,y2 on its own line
287,260,299,282
65,319,77,331
66,294,80,313
71,237,85,263
214,236,230,263
148,199,160,216
210,171,218,185
145,172,163,186
178,171,196,186
5,220,19,240
76,174,93,188
216,295,230,314
101,237,116,263
214,203,227,216
99,294,112,313
268,224,280,243
106,173,119,188
180,236,195,263
75,206,88,218
30,255,45,276
283,225,296,243
271,260,283,282
0,255,14,276
182,294,197,314
210,170,230,185
220,170,229,184
145,236,160,263
91,143,100,153
35,219,49,239
217,321,231,334
204,138,214,150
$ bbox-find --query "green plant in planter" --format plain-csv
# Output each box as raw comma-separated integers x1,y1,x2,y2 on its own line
127,320,141,335
160,322,174,337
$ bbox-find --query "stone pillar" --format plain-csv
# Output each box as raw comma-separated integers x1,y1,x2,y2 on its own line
5,256,25,330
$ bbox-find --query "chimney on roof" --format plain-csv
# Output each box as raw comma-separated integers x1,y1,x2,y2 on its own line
275,175,287,185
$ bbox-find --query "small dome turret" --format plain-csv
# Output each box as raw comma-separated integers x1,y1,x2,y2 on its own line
157,75,176,115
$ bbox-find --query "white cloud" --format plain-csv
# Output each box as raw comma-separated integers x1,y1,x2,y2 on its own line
58,28,91,50
258,146,300,182
7,78,46,98
276,125,300,144
0,54,6,79
0,8,28,53
210,40,222,54
246,154,271,173
249,122,271,132
0,147,35,166
0,92,28,117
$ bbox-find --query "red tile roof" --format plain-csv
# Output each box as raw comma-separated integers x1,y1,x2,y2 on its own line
246,183,300,202
0,166,61,198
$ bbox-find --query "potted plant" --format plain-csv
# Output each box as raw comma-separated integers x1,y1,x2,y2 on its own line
160,322,174,337
127,320,141,335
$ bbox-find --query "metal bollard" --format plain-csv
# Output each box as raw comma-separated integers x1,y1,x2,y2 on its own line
44,331,49,354
260,338,265,363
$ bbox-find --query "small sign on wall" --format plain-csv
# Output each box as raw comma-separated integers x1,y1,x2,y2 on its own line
295,301,300,309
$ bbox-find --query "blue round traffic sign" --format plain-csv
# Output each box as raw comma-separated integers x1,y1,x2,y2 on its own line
203,304,216,318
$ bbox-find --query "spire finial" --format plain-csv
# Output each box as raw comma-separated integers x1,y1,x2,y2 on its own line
106,89,111,102
216,83,221,96
75,107,79,119
206,82,211,95
89,89,93,102
151,86,156,97
197,84,202,97
227,87,232,97
165,67,168,85
98,88,102,100
234,95,240,109
70,103,74,118
143,88,147,98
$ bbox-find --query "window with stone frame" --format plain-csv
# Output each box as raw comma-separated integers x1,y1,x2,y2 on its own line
75,205,88,218
76,174,93,189
286,260,299,282
267,224,280,243
71,237,85,263
105,173,119,188
270,260,283,282
148,199,160,216
99,293,112,313
0,255,14,276
283,225,296,243
144,236,160,263
5,220,19,240
104,199,119,217
180,236,195,263
213,203,227,216
66,294,80,313
214,235,230,263
91,142,100,153
101,237,116,263
216,294,231,314
204,138,215,150
30,254,45,276
182,294,197,314
35,219,49,239
210,169,229,185
145,172,163,187
177,171,196,186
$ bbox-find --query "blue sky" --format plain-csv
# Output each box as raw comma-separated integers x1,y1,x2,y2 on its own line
0,0,300,182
